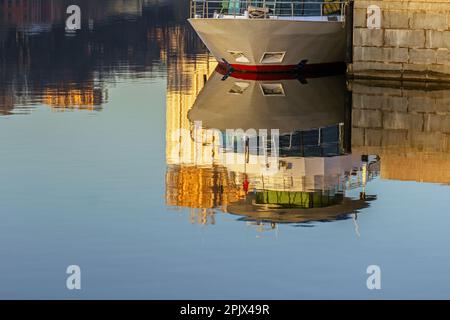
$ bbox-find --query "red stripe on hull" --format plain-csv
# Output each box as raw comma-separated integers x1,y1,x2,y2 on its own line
222,62,347,74
229,64,298,72
216,64,298,80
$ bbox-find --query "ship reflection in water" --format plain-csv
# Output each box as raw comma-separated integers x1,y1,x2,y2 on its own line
165,60,450,233
166,67,381,231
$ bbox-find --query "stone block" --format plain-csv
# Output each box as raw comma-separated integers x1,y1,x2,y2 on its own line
385,29,426,48
383,112,424,130
352,109,383,128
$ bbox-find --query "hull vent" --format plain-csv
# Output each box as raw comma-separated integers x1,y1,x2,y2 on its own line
228,51,250,63
260,83,285,96
261,52,286,64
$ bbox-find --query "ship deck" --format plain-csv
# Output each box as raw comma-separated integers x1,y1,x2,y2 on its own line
197,15,343,22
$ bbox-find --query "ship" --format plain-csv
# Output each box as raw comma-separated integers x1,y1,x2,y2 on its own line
188,0,348,72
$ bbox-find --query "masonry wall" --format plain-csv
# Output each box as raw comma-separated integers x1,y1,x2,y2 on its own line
351,0,450,81
351,80,450,183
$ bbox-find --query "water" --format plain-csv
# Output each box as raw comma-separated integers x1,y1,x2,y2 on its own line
1,1,450,299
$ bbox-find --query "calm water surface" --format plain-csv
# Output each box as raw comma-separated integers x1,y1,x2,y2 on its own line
1,1,450,299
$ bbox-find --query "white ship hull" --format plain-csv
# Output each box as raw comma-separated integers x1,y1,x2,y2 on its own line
188,17,347,72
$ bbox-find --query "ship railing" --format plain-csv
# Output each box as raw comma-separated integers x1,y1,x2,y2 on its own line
190,0,347,20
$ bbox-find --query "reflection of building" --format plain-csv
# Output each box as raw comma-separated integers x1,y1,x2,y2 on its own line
0,82,107,115
165,30,217,166
164,28,221,224
105,0,144,17
43,87,106,111
0,85,36,115
0,0,145,30
0,0,60,27
351,80,450,184
166,165,246,225
0,88,14,115
1,1,196,116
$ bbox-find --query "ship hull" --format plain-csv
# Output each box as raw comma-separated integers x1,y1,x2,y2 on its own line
188,18,347,72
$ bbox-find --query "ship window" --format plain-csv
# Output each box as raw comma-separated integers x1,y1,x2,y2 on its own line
228,51,250,63
229,82,250,95
260,83,285,96
260,52,286,64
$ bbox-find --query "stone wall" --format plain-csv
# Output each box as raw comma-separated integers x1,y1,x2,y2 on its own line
350,80,450,184
351,0,450,81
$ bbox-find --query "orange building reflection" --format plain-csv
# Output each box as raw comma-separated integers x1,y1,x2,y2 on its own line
166,165,247,225
43,87,106,111
163,22,226,225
